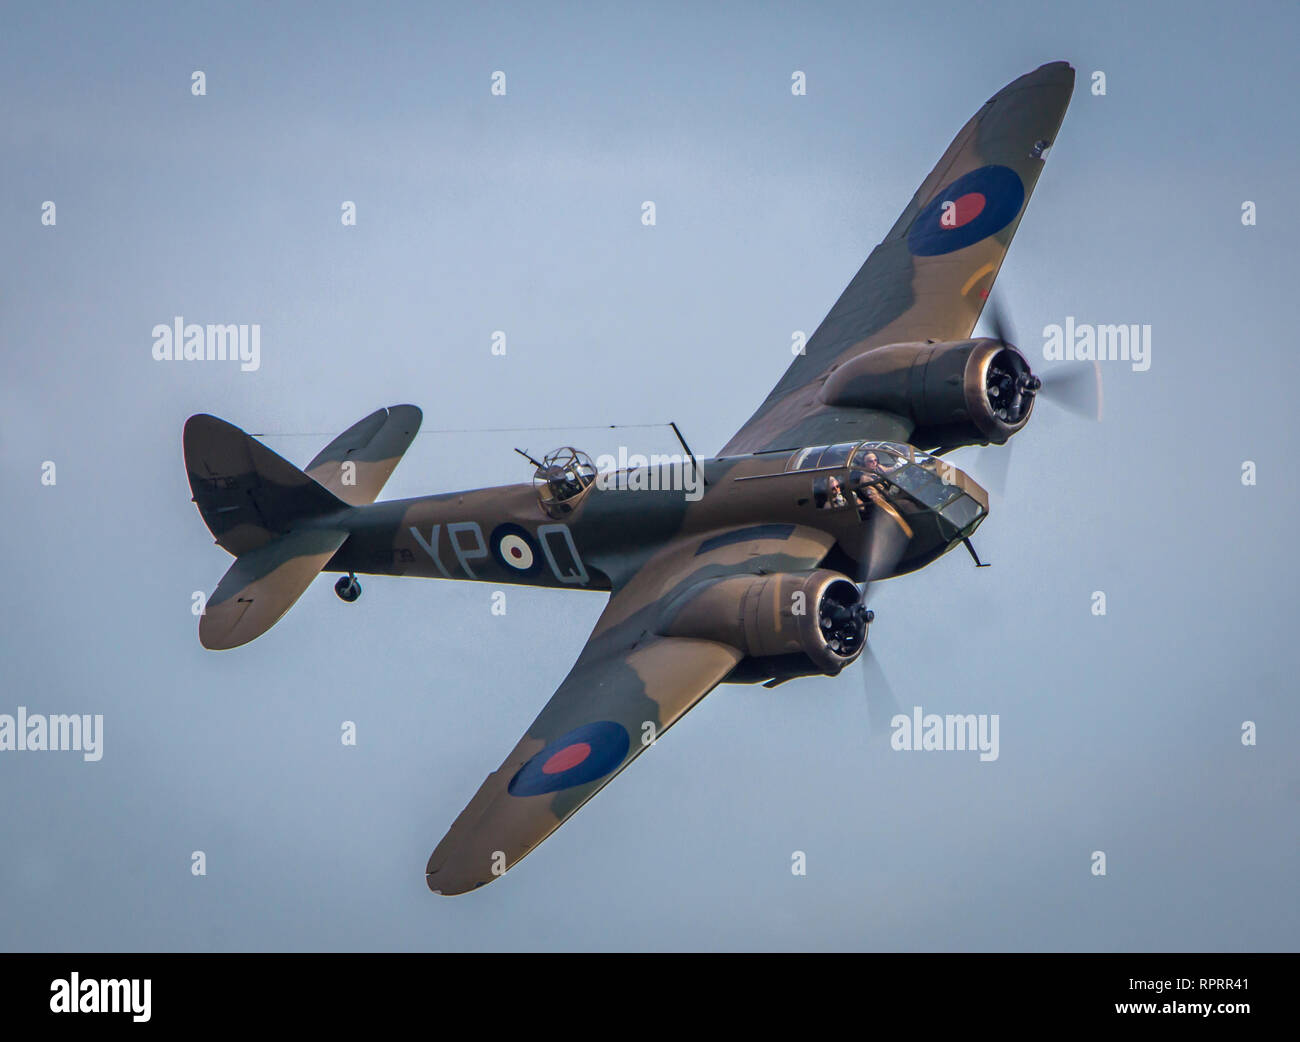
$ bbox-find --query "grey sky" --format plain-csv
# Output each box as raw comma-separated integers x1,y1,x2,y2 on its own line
2,1,1297,950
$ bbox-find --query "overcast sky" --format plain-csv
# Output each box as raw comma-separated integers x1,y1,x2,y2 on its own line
2,0,1297,951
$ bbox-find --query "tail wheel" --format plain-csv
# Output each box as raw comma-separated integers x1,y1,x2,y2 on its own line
335,575,362,602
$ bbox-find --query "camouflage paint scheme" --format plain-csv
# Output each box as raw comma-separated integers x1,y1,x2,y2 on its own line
184,63,1074,894
723,61,1075,455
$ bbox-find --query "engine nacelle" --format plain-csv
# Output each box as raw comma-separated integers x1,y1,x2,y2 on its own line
818,339,1037,448
657,569,869,680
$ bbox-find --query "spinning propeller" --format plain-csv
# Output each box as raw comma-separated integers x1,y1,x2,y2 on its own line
846,499,913,744
974,294,1103,495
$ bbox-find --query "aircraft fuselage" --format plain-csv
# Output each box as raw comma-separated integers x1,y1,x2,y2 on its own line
321,441,989,591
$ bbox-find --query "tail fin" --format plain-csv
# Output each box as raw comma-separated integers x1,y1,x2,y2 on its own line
185,414,352,649
184,413,349,556
305,404,422,506
185,406,420,650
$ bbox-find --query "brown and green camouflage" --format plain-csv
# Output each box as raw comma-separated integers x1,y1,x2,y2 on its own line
185,62,1075,894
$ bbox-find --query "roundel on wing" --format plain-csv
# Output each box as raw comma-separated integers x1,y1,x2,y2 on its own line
508,721,631,797
489,523,543,576
907,165,1025,256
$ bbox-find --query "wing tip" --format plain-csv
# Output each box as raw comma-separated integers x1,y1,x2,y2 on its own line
425,869,493,897
989,60,1076,104
197,609,244,651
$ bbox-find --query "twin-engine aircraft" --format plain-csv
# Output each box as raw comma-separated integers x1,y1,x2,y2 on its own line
185,62,1077,894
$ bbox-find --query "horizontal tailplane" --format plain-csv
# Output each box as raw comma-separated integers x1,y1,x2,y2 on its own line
200,528,349,650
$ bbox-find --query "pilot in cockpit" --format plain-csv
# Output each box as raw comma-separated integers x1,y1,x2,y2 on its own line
850,452,893,518
862,451,894,477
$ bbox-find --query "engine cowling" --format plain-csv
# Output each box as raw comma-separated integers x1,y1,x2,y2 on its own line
818,339,1037,448
657,569,869,682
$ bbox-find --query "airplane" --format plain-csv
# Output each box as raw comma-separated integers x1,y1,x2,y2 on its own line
184,61,1085,894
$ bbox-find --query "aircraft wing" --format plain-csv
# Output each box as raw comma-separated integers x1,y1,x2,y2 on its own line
426,523,836,894
720,61,1075,456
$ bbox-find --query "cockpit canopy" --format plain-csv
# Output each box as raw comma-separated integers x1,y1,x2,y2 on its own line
787,440,921,474
533,447,597,518
788,440,987,536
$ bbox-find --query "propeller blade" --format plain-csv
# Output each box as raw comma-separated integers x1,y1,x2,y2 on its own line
860,644,901,745
973,292,1099,509
856,496,912,585
972,440,1014,498
984,293,1016,348
1039,360,1104,421
852,499,907,741
869,489,914,540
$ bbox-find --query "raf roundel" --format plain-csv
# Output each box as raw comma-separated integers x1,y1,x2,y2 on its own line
907,164,1026,257
508,721,631,797
500,534,533,569
489,523,542,576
